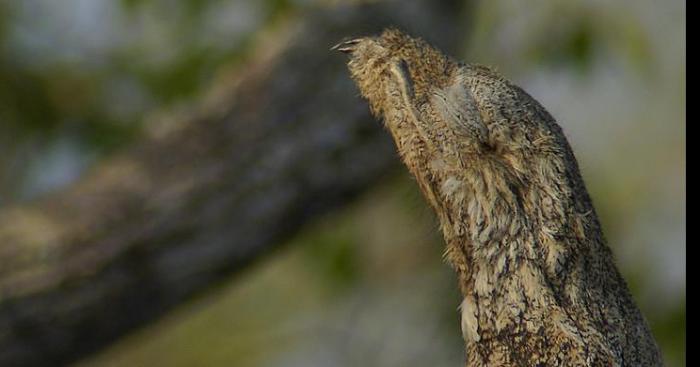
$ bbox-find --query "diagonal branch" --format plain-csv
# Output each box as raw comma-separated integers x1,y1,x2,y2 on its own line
0,1,466,365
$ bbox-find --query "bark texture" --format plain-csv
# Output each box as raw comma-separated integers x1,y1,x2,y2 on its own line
0,3,464,366
339,29,662,366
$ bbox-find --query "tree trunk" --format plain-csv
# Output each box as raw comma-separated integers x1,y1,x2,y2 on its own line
0,1,466,366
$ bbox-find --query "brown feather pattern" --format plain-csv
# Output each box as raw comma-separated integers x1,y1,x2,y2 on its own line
337,29,663,366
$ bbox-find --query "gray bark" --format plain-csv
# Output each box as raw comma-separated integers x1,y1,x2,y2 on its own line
0,1,465,365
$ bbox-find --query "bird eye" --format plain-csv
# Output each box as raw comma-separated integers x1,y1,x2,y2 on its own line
390,59,415,100
399,59,410,72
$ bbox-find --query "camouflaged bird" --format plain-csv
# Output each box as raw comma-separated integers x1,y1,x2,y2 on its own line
334,29,662,366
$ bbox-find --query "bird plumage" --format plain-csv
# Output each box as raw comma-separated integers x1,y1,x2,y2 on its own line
336,28,662,366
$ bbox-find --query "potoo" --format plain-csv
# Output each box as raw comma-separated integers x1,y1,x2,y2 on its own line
334,29,662,366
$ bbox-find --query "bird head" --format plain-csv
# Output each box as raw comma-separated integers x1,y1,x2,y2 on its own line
334,29,572,175
332,29,456,118
334,29,588,243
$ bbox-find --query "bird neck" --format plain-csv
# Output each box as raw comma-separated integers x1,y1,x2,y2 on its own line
422,159,592,343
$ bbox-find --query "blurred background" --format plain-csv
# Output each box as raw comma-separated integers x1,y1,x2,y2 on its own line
0,0,684,366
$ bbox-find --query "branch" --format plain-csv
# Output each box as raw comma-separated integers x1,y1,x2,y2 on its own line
0,1,465,365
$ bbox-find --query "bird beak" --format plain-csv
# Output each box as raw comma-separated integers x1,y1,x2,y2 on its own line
331,38,363,54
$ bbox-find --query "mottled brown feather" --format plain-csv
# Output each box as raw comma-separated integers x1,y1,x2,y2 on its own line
337,29,662,366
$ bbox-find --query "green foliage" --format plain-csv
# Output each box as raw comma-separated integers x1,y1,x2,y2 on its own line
650,299,686,367
113,47,216,103
0,63,61,133
0,0,271,200
466,1,654,77
529,17,595,73
299,221,360,292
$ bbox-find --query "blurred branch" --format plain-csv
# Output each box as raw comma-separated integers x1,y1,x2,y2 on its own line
0,1,466,365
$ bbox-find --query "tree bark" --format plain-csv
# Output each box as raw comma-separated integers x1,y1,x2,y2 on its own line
0,1,465,366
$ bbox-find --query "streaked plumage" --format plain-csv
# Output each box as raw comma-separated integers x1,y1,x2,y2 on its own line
335,29,662,366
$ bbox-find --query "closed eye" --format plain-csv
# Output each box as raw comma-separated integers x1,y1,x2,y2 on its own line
389,59,415,100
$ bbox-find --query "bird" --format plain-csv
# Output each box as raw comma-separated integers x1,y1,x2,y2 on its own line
333,28,663,366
